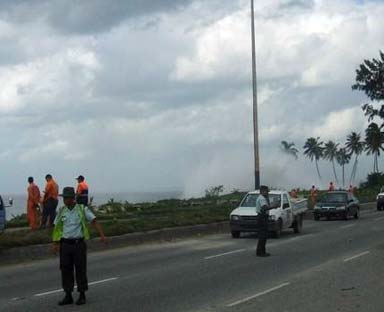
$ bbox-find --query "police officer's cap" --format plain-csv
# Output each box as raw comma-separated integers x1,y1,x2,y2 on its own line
61,187,76,198
260,185,269,192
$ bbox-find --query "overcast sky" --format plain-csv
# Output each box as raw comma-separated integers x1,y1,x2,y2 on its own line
0,0,383,196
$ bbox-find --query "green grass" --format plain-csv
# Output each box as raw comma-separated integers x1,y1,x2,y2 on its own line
1,194,241,249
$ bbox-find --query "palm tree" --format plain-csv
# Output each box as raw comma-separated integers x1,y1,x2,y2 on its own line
336,147,351,187
281,141,299,160
323,141,339,185
365,122,384,173
303,137,324,182
345,132,365,184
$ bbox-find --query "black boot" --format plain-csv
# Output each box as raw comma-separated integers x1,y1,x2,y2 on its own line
58,292,73,306
76,292,86,305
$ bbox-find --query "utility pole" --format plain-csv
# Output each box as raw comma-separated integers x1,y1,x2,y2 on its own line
251,0,260,189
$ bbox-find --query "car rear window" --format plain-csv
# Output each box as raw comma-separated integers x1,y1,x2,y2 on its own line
320,193,347,203
241,194,281,207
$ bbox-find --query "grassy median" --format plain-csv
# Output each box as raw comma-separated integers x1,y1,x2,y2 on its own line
0,193,244,250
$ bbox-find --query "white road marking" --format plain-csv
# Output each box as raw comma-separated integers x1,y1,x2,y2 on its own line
340,224,356,229
344,251,370,263
34,277,118,297
227,282,290,307
374,216,384,221
204,249,246,260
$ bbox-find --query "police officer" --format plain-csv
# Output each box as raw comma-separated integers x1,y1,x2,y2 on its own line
52,187,106,306
256,185,279,257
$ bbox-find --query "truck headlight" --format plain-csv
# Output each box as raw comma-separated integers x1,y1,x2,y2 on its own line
269,215,276,221
231,215,240,221
336,206,346,210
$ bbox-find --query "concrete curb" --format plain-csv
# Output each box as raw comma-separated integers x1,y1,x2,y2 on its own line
0,222,230,265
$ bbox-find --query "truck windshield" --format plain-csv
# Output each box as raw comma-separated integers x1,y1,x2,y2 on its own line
320,193,347,203
241,194,281,207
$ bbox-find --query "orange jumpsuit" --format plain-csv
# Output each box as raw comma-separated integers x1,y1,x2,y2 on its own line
310,188,317,204
27,183,41,229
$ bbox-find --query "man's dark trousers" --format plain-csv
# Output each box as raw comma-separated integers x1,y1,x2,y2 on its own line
256,214,269,255
60,239,88,293
41,198,58,227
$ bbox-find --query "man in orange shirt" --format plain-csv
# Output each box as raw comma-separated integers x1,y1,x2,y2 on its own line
41,174,59,228
310,185,317,205
27,177,41,230
328,182,335,191
76,175,89,206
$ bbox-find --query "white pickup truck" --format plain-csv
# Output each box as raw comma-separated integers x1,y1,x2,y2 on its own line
229,190,308,238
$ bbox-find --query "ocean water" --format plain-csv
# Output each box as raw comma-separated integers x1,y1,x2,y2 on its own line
2,191,183,221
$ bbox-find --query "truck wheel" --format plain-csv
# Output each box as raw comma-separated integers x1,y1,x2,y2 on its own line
274,220,282,238
314,215,320,221
231,231,240,238
377,205,382,211
293,216,303,233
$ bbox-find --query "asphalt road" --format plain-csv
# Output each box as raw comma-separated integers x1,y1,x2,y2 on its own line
1,208,384,312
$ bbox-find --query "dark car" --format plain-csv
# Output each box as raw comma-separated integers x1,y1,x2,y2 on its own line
376,188,384,210
313,191,360,221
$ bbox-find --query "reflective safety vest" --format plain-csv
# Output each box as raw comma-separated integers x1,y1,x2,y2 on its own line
52,204,90,242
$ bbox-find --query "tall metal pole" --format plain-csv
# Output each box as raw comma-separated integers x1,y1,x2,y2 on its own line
251,0,260,189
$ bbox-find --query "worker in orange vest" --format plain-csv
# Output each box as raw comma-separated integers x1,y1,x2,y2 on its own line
310,185,317,205
27,177,41,230
41,174,59,228
76,175,89,206
348,184,355,194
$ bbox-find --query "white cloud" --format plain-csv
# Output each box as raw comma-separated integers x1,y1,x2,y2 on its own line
312,106,367,140
0,47,100,112
0,0,383,196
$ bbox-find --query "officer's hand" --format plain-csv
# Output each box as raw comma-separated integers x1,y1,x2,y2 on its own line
52,242,59,255
100,235,108,246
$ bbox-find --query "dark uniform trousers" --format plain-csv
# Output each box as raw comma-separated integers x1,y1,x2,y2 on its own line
256,214,269,255
60,239,88,292
42,198,58,226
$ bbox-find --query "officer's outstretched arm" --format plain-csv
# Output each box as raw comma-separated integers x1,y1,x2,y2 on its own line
91,219,107,244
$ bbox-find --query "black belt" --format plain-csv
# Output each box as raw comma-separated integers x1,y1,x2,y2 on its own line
61,238,84,244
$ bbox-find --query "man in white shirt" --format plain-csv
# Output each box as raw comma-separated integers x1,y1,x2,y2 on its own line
256,185,278,257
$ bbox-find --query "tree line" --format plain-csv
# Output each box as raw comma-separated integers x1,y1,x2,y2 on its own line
281,51,384,187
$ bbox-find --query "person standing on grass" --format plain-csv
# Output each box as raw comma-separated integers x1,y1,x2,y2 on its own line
310,185,317,205
52,187,107,306
26,177,41,230
41,174,59,228
76,175,89,206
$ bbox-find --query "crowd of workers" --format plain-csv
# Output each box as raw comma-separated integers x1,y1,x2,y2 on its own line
26,174,89,230
289,182,356,206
